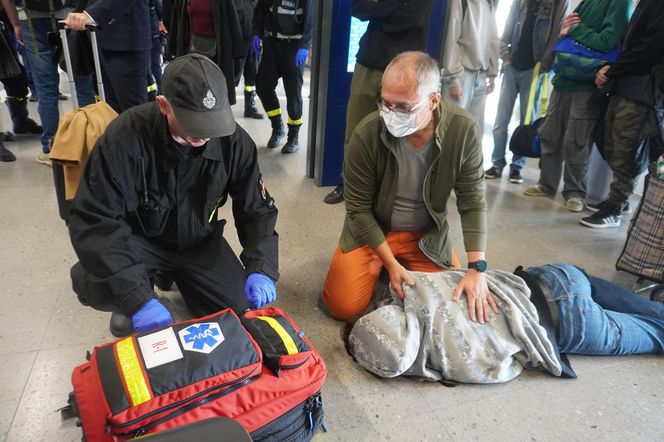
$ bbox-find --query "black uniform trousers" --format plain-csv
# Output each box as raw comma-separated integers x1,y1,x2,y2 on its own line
100,49,150,114
71,231,251,318
1,68,29,98
235,46,259,88
256,37,303,121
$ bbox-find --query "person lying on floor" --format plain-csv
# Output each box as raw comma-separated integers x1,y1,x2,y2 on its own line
345,264,664,383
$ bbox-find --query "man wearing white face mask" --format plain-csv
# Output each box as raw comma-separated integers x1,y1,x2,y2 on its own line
323,51,494,324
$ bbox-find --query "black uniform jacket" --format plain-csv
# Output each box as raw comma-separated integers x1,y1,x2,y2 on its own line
253,0,313,50
85,0,152,52
69,102,279,315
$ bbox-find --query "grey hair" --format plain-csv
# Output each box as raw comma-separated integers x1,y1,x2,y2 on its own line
384,51,441,99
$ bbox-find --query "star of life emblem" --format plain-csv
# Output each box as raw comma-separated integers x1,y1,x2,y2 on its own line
202,90,216,109
178,322,224,354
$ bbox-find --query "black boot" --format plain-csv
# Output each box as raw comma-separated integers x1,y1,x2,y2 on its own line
281,124,300,154
109,312,134,338
324,184,344,204
6,97,42,135
244,90,264,119
267,116,285,148
152,271,174,291
0,136,15,162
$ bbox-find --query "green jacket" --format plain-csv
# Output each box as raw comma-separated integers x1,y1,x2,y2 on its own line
553,0,629,92
340,99,487,268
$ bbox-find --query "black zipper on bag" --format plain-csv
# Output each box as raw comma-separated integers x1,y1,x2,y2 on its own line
130,372,261,438
250,392,326,442
279,355,310,371
110,367,259,436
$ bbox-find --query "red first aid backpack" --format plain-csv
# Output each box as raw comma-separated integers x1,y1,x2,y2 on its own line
62,307,327,441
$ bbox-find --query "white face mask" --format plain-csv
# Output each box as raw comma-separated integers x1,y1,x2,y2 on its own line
379,97,429,138
380,109,419,138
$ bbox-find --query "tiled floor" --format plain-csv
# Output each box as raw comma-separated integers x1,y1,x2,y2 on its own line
0,75,662,442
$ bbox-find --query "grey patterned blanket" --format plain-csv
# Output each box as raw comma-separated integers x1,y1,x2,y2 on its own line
348,270,562,383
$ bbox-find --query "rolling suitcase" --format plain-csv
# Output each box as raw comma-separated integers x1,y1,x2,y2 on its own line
49,26,116,223
61,307,328,441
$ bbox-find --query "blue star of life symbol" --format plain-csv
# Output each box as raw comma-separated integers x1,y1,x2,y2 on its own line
178,322,224,353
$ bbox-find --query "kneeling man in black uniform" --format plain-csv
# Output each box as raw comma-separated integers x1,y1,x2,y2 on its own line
69,54,279,337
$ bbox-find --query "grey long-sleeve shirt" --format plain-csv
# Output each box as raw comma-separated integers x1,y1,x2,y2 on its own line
440,0,500,88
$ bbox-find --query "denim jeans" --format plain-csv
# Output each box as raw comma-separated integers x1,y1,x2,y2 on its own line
490,64,539,171
527,264,664,355
446,69,488,136
20,19,95,152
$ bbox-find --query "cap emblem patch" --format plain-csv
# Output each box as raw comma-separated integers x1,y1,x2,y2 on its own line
202,90,216,109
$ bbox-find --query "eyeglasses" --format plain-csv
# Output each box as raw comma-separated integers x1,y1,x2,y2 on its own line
376,94,431,115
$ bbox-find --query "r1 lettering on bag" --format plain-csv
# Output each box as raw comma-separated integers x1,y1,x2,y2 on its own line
138,328,184,369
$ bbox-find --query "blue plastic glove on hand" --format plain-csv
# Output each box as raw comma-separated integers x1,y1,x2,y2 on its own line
251,35,262,55
295,48,309,67
131,298,173,334
245,273,277,309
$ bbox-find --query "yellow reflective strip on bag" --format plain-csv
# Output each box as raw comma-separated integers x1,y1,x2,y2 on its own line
257,316,298,355
287,117,303,125
540,73,549,117
244,85,256,92
266,108,281,117
116,337,152,406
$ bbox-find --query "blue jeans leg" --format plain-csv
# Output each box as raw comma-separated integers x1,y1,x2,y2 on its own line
491,65,535,171
20,19,58,151
586,275,664,353
491,65,519,170
20,20,95,151
527,264,664,355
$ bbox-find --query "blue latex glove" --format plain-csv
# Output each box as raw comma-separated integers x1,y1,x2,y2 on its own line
244,273,277,309
295,48,309,67
131,298,173,334
251,35,262,55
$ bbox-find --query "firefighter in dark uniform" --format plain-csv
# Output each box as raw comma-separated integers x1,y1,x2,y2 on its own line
68,54,280,338
234,0,264,119
252,0,313,154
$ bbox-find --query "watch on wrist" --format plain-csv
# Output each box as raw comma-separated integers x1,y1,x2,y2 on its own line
468,260,487,272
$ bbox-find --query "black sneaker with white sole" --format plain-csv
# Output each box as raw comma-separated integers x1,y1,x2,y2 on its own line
586,200,632,215
484,167,503,179
509,169,523,183
580,210,622,229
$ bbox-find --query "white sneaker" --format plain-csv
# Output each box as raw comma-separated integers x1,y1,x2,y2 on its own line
36,153,52,167
523,184,549,197
565,197,584,212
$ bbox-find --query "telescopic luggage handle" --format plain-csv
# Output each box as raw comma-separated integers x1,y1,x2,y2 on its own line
58,22,106,110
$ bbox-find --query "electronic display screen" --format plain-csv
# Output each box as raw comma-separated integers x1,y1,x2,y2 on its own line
347,17,369,72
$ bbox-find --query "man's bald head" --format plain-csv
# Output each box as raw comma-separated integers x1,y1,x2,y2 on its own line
382,51,441,101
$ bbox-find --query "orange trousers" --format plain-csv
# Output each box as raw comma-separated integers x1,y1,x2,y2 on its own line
322,230,460,319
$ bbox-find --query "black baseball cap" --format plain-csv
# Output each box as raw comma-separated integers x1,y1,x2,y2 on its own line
161,53,236,138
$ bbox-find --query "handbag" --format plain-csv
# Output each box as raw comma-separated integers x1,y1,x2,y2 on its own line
653,64,664,143
552,37,620,80
616,168,664,283
509,62,548,158
551,0,619,80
